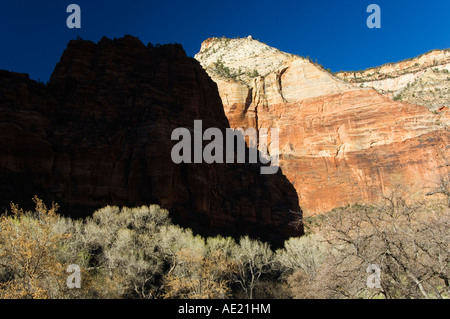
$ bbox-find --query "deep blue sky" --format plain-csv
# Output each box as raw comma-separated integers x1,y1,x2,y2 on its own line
1,0,449,82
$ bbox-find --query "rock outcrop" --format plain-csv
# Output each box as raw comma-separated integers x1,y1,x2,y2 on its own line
196,37,450,215
335,49,450,112
0,36,302,244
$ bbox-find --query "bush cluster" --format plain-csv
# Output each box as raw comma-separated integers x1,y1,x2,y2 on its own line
1,192,448,299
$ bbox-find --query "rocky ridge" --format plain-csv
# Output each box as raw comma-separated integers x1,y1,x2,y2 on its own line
335,49,450,111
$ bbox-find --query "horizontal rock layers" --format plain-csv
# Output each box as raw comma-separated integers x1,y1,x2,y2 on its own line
336,49,450,112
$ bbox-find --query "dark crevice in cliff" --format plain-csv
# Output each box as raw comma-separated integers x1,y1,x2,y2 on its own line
277,67,289,103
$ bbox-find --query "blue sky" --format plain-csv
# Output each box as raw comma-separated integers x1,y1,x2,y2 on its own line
1,0,449,82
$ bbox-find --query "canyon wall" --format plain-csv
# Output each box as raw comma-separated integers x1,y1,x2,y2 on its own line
0,36,302,244
196,37,450,215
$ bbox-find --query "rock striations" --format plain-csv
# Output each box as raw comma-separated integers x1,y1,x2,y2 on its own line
336,49,450,112
195,37,450,215
0,36,302,244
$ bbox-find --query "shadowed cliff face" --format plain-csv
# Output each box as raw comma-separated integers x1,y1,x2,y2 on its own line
0,36,302,245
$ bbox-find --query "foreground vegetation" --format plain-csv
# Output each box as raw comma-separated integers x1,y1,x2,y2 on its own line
0,194,448,299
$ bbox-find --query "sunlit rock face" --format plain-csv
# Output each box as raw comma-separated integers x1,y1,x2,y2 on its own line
336,49,450,112
196,37,450,215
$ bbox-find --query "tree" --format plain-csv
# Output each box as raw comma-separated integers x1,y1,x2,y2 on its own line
275,234,326,299
205,235,237,258
314,195,449,299
232,236,274,299
426,169,450,208
276,234,325,274
0,197,69,299
162,248,235,299
82,205,172,299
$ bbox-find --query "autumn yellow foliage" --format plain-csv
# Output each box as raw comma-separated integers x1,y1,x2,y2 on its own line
163,249,236,299
0,196,69,299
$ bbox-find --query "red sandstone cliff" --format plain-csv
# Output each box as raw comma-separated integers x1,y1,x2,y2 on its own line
195,37,450,215
0,36,301,244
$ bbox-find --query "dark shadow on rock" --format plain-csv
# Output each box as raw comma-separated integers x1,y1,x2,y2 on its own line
0,36,302,247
